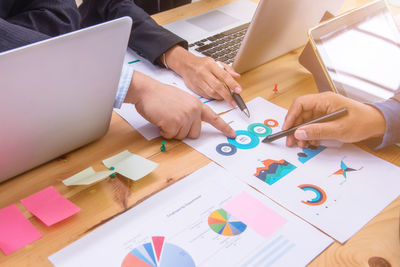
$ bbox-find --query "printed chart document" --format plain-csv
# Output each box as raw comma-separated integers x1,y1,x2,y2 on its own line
49,163,332,267
185,97,400,243
114,48,232,140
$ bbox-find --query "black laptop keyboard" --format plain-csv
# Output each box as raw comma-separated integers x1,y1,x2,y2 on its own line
189,23,250,65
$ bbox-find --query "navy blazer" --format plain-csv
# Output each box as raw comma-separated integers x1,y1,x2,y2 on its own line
0,0,80,52
0,0,187,65
79,0,187,64
134,0,191,15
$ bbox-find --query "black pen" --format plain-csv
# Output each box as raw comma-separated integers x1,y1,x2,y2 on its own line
262,108,348,143
232,92,250,118
217,62,250,118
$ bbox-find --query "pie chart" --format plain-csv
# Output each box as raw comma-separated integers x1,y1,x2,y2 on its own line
121,236,195,267
208,209,247,236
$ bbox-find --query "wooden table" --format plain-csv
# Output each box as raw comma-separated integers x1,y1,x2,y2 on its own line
1,0,399,266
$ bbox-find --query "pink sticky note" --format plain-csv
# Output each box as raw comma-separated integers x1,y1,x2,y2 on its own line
222,192,287,239
0,204,42,255
20,186,80,226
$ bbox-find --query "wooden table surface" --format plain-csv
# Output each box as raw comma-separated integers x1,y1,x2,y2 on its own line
1,0,399,266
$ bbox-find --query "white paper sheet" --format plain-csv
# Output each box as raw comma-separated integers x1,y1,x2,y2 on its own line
184,97,400,243
115,103,160,140
114,48,232,140
49,163,332,267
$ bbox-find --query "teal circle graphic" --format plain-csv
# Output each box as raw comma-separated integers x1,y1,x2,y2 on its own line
216,143,237,156
228,130,259,149
247,123,272,137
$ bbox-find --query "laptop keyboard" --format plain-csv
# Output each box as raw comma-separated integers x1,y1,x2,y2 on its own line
189,23,250,65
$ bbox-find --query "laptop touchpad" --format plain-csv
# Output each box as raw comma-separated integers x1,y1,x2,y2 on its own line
187,10,240,32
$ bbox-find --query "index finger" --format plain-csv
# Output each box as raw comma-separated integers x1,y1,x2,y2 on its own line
219,61,241,79
201,104,236,138
212,62,242,94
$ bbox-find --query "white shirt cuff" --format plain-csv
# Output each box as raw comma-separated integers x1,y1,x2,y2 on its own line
114,64,134,109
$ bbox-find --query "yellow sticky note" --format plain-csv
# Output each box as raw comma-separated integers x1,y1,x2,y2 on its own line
102,150,158,181
63,167,113,186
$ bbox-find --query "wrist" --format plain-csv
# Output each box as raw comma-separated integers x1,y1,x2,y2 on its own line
124,71,152,105
163,45,193,76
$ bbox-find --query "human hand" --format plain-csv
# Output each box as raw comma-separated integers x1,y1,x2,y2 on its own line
282,92,386,148
164,45,242,107
125,71,236,140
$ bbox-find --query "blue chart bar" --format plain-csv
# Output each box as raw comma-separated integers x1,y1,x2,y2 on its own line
264,243,295,267
198,96,215,104
241,235,296,267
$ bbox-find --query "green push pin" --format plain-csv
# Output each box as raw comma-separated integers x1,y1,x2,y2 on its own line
109,166,116,178
160,141,166,152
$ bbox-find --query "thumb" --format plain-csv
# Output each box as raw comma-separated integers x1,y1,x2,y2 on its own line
294,122,338,141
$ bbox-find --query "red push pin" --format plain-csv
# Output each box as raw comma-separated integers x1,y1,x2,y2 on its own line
273,84,278,94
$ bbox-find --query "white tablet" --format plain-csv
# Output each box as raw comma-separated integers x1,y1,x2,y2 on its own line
309,0,400,103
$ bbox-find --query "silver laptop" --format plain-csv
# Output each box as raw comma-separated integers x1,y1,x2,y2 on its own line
164,0,344,73
0,17,132,182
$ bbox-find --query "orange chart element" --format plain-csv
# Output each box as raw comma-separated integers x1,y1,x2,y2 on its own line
264,119,279,127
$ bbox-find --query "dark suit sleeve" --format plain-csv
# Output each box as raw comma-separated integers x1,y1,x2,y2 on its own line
79,0,188,65
133,0,191,15
6,0,80,36
0,0,80,53
0,18,49,52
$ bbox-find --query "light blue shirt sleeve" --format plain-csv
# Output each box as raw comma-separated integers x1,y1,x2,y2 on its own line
369,99,400,149
114,64,134,109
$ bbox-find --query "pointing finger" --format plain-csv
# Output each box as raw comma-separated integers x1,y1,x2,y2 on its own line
201,104,236,138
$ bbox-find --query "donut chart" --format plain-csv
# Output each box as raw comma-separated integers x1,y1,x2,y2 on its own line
216,143,237,156
121,236,195,267
264,119,279,127
215,119,281,155
227,130,259,149
208,209,247,236
247,123,272,137
298,184,327,206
